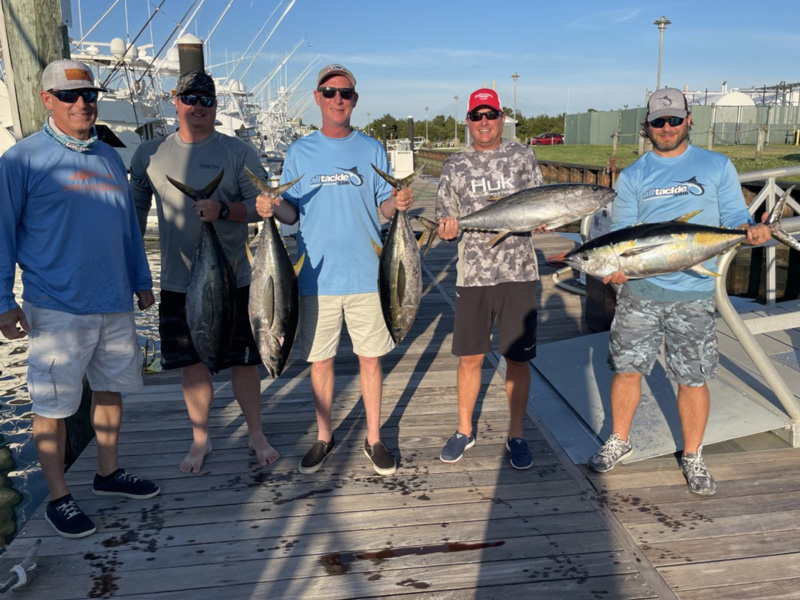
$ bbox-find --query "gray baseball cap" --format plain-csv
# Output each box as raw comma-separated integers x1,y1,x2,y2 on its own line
42,59,107,92
316,64,356,88
647,88,689,120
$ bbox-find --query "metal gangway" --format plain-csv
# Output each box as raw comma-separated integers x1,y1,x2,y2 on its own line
716,166,800,445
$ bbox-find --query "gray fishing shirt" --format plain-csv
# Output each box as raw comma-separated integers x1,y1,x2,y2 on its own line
435,139,543,287
130,131,267,292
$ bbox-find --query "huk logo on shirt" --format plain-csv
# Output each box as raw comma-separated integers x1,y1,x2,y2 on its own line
63,170,124,192
643,176,706,201
470,174,515,195
310,166,364,187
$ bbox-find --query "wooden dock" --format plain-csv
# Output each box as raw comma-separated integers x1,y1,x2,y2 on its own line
4,175,800,599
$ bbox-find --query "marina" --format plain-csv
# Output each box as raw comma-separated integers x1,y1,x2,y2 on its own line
0,175,799,598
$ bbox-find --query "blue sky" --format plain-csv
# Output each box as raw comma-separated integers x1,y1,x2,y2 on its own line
68,0,800,127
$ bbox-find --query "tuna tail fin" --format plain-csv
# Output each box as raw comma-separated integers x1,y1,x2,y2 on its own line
166,170,225,201
674,209,703,223
371,164,418,190
766,186,800,252
245,166,305,198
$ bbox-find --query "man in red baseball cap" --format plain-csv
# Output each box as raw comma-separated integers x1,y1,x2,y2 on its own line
435,87,545,470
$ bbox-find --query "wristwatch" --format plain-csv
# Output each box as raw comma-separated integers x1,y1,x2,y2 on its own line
218,201,230,220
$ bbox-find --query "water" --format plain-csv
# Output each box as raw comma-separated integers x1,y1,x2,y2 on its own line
0,240,162,550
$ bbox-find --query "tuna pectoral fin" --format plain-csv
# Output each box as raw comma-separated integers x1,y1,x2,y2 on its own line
396,262,407,303
372,238,383,258
294,253,306,277
690,263,721,277
487,230,510,248
619,243,669,257
265,276,275,328
674,210,703,223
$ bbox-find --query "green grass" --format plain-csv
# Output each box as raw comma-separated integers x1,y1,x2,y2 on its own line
534,144,800,180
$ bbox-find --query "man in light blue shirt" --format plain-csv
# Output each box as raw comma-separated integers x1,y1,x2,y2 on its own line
255,64,413,476
586,88,771,496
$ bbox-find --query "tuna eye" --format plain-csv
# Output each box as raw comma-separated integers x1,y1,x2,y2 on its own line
581,252,589,261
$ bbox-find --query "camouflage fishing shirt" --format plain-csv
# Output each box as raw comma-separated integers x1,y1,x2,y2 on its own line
435,139,543,287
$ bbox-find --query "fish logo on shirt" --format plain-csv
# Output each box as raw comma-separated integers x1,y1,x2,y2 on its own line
310,166,365,188
642,176,706,201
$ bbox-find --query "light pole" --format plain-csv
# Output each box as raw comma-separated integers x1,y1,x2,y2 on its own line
367,112,371,133
453,95,458,144
511,72,519,119
425,105,429,144
654,15,671,90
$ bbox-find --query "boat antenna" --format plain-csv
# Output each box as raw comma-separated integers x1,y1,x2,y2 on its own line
238,0,296,82
71,0,123,51
135,1,199,86
99,0,167,89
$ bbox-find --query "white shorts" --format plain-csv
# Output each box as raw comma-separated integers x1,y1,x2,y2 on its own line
298,293,395,362
24,303,143,419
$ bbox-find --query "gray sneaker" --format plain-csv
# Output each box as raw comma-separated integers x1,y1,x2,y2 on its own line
681,446,717,496
587,433,633,472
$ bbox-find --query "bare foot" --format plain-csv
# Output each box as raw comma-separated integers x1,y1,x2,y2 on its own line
179,441,212,473
249,433,280,466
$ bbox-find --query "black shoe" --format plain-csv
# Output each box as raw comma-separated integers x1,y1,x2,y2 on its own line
364,438,397,475
45,495,96,539
299,435,335,474
92,468,161,499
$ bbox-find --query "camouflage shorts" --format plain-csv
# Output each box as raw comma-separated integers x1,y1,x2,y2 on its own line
608,287,717,386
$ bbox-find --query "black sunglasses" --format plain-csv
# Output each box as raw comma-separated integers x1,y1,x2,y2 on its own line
50,89,99,104
178,93,216,108
467,110,503,122
649,116,685,128
318,86,355,100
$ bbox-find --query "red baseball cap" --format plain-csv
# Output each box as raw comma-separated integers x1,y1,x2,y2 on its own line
468,88,502,113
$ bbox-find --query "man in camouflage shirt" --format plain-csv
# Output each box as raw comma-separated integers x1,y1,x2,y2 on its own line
435,88,544,470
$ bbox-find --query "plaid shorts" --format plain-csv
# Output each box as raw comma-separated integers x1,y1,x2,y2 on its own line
608,286,717,386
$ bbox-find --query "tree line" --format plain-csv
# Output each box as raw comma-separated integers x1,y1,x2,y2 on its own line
361,107,566,146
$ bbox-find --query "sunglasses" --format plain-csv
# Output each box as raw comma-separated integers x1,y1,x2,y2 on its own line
467,110,503,122
318,86,356,100
49,89,99,104
649,116,685,128
178,94,216,108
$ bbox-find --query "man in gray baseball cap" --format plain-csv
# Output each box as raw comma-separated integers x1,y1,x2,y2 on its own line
646,87,689,121
41,58,107,92
0,57,159,539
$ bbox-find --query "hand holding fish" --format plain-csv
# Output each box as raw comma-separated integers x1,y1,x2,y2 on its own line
255,190,282,219
438,216,459,241
0,307,29,340
603,271,629,286
743,221,772,246
193,198,220,222
136,289,155,310
392,187,414,212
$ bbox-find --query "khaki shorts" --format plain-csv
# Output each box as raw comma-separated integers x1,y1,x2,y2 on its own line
23,303,143,419
298,293,394,361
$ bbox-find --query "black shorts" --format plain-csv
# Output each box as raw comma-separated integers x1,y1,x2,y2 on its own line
453,281,538,362
158,287,261,371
